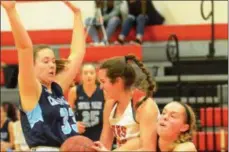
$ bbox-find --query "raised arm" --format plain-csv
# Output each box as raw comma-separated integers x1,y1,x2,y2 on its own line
56,1,86,94
1,1,41,112
68,86,77,109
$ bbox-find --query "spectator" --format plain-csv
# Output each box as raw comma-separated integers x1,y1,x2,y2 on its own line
116,0,164,45
13,108,30,151
2,102,17,122
0,104,15,151
85,0,122,46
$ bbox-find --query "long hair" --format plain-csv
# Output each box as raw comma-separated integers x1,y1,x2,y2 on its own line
99,54,156,109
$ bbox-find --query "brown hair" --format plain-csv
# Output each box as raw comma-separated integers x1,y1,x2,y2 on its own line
99,54,156,109
33,44,68,74
174,102,197,144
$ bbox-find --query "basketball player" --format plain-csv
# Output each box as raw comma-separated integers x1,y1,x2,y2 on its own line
68,64,106,141
1,1,85,151
92,55,159,151
0,104,15,152
157,101,197,151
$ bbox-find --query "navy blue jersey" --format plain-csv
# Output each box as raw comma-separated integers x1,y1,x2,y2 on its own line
20,82,78,148
0,119,10,142
75,84,104,141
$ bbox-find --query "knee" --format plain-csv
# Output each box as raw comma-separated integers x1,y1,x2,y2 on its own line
108,16,121,25
85,18,94,26
136,14,146,22
127,14,135,20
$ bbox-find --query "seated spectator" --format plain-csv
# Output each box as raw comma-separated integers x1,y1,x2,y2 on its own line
13,108,30,151
0,104,15,151
85,0,122,46
116,0,164,45
157,101,197,151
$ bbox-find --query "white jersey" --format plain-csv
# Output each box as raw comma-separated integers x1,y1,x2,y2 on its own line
109,100,140,147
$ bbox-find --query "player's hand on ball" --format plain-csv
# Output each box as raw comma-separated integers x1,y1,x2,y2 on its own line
91,141,108,152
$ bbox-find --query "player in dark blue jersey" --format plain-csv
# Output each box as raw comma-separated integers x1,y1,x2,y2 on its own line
68,64,107,141
0,104,14,151
1,1,85,151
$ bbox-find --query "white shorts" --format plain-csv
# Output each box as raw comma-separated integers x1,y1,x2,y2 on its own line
31,146,59,151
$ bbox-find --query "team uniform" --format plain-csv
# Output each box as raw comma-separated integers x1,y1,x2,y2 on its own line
109,98,160,147
75,84,104,141
0,119,11,142
109,100,139,147
20,82,78,151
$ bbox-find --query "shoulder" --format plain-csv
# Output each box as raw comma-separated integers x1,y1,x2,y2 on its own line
173,142,197,152
104,99,116,112
8,121,14,131
137,98,159,118
69,86,77,93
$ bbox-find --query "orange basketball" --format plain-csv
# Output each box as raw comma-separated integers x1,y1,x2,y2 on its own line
60,135,96,152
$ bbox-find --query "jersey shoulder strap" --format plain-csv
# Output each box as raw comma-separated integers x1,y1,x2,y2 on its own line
132,88,146,109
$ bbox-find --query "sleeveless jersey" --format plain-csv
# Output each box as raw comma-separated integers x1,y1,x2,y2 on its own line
20,82,78,148
0,119,10,142
75,84,104,141
109,100,140,147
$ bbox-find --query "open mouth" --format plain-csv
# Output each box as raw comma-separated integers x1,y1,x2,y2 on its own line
49,72,54,76
159,122,166,127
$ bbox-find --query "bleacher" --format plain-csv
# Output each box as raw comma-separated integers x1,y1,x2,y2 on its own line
1,1,228,151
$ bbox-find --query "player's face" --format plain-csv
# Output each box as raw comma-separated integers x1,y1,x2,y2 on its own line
98,69,119,100
34,48,56,84
81,65,96,85
157,102,189,139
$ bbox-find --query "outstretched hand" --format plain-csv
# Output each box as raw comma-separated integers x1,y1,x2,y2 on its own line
91,141,109,152
63,1,80,14
1,1,16,11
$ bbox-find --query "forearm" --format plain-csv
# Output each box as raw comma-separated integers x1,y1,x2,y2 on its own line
69,12,85,59
100,134,113,150
6,8,33,50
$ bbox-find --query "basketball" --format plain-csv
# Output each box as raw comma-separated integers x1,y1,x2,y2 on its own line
60,135,96,152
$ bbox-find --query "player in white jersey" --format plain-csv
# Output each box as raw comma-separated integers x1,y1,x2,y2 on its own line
92,55,159,151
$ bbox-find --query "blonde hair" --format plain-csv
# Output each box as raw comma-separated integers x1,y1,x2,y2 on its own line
174,102,196,144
